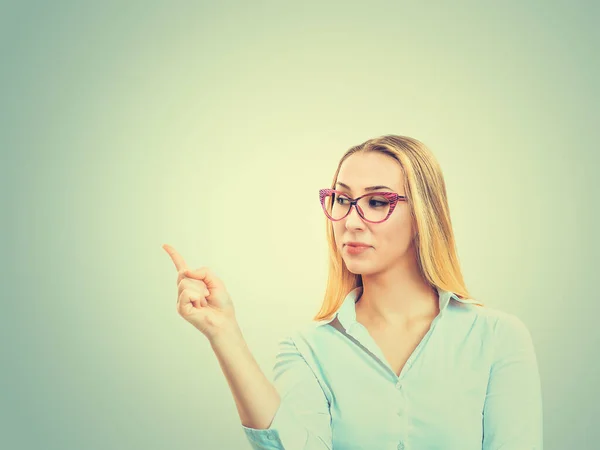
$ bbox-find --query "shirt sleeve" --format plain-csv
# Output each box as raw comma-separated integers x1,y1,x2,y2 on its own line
242,334,333,450
482,313,544,449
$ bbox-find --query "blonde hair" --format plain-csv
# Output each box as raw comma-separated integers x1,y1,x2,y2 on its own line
313,134,484,322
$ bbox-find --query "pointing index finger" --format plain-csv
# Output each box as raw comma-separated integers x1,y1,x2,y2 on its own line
162,244,189,272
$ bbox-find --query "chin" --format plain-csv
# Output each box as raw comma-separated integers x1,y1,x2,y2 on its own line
344,260,372,272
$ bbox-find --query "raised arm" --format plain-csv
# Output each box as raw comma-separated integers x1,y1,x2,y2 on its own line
163,244,332,450
482,314,544,449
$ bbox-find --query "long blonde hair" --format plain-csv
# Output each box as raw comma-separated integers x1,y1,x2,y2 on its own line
313,134,483,322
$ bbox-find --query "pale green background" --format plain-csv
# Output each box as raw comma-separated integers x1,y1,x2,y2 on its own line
2,1,598,449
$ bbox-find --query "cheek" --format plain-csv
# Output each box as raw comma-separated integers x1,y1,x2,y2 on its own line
379,220,413,250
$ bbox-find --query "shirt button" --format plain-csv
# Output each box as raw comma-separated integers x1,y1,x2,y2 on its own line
267,433,274,440
397,442,405,450
396,382,402,390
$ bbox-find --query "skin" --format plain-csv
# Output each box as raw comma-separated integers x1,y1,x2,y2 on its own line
163,243,210,308
333,151,439,331
162,243,237,340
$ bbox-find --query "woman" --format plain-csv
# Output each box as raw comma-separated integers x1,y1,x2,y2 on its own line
163,135,543,450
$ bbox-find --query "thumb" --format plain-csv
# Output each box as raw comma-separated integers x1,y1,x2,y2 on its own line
183,267,226,291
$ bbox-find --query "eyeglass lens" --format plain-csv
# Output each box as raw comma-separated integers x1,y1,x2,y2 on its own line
323,193,390,221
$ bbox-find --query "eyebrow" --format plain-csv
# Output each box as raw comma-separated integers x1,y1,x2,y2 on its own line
335,182,394,192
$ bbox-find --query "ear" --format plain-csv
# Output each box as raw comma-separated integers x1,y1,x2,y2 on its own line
412,223,419,241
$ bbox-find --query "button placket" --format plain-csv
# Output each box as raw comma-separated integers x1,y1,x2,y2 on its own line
394,382,410,448
397,387,403,416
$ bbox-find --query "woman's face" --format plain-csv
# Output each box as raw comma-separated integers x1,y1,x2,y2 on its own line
332,152,416,276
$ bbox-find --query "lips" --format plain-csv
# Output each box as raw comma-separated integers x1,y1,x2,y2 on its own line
346,243,370,247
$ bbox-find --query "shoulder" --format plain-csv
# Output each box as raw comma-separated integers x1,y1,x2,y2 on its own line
277,320,335,349
453,299,531,330
272,319,344,369
470,305,537,360
475,305,533,338
449,300,535,350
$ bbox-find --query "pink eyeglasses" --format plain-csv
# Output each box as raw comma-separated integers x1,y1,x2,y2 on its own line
319,188,407,223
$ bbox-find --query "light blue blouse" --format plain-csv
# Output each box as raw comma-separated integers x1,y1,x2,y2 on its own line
242,286,543,449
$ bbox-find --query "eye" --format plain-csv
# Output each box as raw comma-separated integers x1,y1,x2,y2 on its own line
369,197,389,207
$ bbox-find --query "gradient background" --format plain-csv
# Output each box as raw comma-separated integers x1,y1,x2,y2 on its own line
2,1,598,449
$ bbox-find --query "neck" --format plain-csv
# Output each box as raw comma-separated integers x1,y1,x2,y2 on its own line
355,255,439,329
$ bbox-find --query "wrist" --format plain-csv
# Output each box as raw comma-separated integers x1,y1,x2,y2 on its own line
209,319,244,348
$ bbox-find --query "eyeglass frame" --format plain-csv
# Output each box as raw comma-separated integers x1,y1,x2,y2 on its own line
319,188,407,223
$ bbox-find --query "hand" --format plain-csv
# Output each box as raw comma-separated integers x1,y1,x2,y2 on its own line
163,244,237,340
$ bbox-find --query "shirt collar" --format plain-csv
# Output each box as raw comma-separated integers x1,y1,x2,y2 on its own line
318,285,475,330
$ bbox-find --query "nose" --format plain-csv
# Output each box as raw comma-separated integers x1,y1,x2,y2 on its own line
345,202,366,228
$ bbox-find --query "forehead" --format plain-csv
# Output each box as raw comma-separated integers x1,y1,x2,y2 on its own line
336,152,402,191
